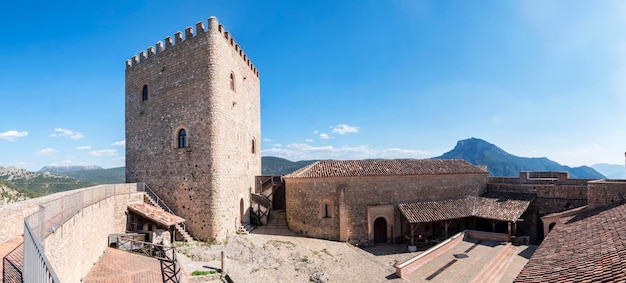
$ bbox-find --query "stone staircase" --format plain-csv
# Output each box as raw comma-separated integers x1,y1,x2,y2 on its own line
142,189,193,242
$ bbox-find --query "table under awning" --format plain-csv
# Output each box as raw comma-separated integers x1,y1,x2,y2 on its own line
127,202,185,227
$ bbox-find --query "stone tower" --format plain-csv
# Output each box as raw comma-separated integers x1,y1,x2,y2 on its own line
125,17,261,241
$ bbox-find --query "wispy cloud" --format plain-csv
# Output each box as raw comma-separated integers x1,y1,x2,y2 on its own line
49,128,84,140
262,143,431,161
76,146,92,150
319,133,331,140
263,138,272,142
112,140,125,146
89,149,117,156
36,148,57,155
305,138,314,143
0,130,28,141
331,124,359,135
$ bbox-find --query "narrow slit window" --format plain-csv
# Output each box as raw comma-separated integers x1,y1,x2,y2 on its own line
230,73,236,91
178,129,187,148
251,139,256,154
142,85,148,101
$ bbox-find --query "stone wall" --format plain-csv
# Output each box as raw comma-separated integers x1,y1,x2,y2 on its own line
43,185,143,283
587,180,626,208
0,185,136,244
125,17,261,241
285,173,487,244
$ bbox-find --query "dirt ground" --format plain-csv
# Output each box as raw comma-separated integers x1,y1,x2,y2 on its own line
177,232,420,283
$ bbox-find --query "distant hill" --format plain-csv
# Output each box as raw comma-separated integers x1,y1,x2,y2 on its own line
591,163,626,179
433,138,606,179
38,165,103,173
262,156,317,176
56,167,125,184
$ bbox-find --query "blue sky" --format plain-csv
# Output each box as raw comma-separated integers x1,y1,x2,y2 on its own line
1,0,625,171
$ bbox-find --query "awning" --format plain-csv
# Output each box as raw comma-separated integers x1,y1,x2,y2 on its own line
398,193,534,224
127,202,185,227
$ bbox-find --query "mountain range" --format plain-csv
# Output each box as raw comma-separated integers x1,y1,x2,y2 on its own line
0,137,618,203
432,138,605,178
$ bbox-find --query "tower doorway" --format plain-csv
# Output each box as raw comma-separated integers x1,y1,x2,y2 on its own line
373,217,387,243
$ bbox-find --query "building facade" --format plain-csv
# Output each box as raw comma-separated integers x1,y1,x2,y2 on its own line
125,17,261,241
283,159,489,244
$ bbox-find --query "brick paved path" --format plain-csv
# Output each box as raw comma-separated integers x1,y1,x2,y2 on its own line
83,247,163,283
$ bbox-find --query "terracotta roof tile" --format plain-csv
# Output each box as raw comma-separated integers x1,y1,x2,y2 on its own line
515,203,626,282
284,159,487,178
398,194,533,223
128,202,185,227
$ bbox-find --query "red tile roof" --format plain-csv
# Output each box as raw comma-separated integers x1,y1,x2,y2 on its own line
284,159,487,178
127,202,185,227
398,194,533,223
515,203,626,282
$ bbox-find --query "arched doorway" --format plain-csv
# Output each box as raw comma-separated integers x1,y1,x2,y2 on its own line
373,217,387,243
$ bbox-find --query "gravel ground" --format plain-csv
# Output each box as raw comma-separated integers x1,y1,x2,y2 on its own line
177,233,419,283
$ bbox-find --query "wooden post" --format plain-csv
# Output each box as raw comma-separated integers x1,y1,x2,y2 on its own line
507,221,512,242
221,251,225,273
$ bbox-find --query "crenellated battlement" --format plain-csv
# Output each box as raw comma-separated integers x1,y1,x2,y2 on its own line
125,16,259,77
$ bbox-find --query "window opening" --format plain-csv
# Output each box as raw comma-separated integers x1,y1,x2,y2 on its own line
324,204,329,218
230,73,236,91
142,85,148,101
178,129,187,148
251,139,256,154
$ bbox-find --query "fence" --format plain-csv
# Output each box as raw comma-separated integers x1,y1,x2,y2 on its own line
21,184,142,283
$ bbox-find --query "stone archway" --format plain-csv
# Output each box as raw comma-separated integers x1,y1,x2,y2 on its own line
373,217,387,243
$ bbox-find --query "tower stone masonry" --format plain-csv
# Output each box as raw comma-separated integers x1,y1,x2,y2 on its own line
125,16,261,241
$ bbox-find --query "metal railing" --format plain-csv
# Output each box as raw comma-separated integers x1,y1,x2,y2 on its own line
22,184,140,283
3,242,23,283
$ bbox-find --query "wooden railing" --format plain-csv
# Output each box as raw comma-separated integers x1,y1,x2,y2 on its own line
116,236,181,283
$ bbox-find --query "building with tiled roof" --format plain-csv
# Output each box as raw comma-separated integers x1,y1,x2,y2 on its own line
284,159,488,178
283,159,489,244
515,202,626,282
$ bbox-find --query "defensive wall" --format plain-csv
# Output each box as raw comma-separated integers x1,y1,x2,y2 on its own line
125,16,261,241
0,184,144,282
285,173,487,244
587,179,626,208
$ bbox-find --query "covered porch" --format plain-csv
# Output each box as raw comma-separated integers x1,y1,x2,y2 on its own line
398,193,534,246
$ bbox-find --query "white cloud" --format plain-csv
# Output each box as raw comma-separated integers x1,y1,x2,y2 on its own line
319,133,331,139
263,138,272,142
262,143,431,161
272,143,283,148
331,124,359,135
0,130,28,141
76,146,92,150
37,148,57,155
89,149,117,156
112,140,126,146
305,139,314,143
49,128,84,140
313,130,319,134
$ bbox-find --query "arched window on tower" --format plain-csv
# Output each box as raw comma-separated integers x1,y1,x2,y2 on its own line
178,129,187,148
230,72,236,91
142,85,148,101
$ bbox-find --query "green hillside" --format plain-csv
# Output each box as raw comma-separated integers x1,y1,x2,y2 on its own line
261,156,317,176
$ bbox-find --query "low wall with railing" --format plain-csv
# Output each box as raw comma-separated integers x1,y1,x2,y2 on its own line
22,183,144,283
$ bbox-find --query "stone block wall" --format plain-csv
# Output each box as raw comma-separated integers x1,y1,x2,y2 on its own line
43,186,143,283
125,17,261,241
285,173,487,244
587,180,626,208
